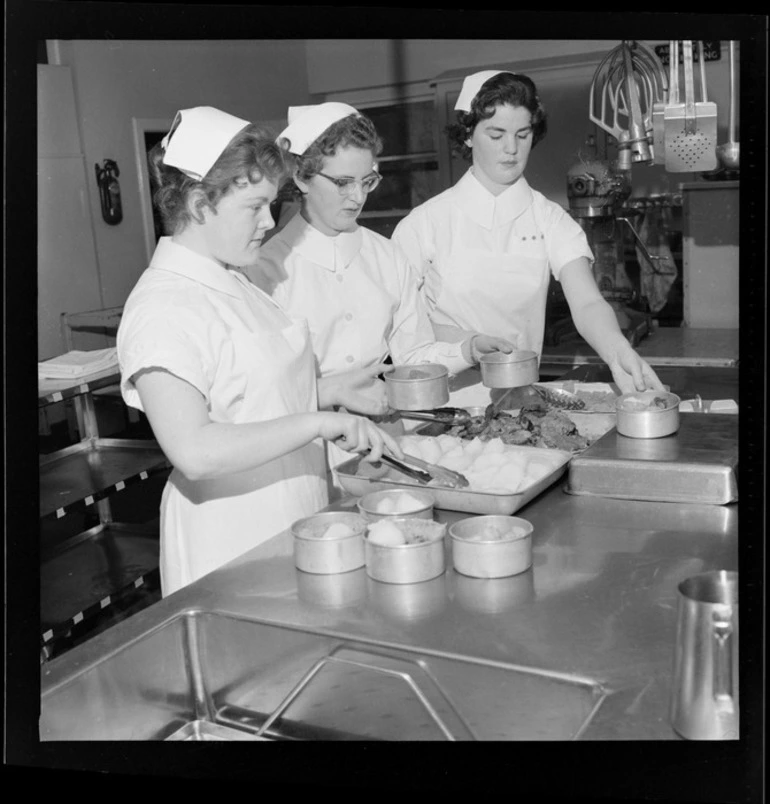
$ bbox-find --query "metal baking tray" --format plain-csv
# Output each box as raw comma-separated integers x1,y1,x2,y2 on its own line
335,446,571,516
566,412,738,505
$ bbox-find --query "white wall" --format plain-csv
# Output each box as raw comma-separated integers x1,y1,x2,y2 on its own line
48,39,311,318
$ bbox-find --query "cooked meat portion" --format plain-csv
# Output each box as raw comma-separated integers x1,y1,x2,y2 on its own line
448,402,590,451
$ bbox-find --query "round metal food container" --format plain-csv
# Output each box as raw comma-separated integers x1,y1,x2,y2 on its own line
291,511,367,575
449,515,533,578
357,488,435,522
385,363,449,410
364,518,447,584
479,350,539,389
615,390,681,439
367,573,447,622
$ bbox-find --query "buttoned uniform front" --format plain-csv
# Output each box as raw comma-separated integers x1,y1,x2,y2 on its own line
253,212,474,478
117,237,327,596
392,169,594,408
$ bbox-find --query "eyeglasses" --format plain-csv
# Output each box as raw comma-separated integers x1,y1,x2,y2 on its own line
316,171,382,196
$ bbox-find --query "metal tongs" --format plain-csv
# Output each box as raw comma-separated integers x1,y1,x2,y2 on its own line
396,407,472,426
366,448,470,489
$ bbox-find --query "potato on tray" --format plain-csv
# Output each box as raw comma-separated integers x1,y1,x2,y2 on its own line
396,434,566,495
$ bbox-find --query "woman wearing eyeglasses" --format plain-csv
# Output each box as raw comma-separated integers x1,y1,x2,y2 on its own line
248,102,513,491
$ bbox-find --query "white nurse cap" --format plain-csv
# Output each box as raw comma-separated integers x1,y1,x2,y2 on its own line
161,106,250,181
454,70,515,112
278,102,360,155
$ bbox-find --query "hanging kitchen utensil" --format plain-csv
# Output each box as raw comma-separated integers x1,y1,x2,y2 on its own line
716,40,740,171
665,41,718,172
621,41,653,163
653,40,676,164
695,40,719,169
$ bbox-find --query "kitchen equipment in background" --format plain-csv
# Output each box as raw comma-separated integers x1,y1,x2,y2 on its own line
564,163,660,343
670,570,739,740
385,363,449,410
589,40,668,168
664,41,718,172
716,41,740,171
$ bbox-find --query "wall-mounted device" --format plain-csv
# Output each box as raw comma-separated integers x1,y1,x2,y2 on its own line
95,159,123,225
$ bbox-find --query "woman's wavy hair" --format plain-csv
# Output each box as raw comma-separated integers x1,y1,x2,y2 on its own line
148,123,293,234
446,72,548,161
280,112,383,197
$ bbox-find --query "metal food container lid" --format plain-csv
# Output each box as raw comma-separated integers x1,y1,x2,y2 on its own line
479,350,538,367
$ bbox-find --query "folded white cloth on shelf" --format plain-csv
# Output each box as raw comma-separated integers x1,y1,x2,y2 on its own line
38,347,118,379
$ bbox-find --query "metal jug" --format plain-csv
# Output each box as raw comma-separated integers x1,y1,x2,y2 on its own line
670,570,738,740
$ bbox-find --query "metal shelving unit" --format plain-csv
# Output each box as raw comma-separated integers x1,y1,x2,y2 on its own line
38,369,169,658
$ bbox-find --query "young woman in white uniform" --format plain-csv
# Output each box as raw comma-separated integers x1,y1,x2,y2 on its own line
117,107,401,596
248,103,513,488
392,70,664,407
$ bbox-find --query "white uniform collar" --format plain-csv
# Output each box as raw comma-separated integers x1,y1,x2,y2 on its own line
452,168,533,229
150,237,246,298
279,211,363,271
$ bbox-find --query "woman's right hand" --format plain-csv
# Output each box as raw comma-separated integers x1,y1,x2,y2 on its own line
316,411,403,462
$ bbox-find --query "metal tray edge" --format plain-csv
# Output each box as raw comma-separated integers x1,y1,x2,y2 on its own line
335,451,570,515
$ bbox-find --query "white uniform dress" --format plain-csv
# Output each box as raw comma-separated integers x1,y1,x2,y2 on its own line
253,212,474,484
392,170,594,407
118,237,327,596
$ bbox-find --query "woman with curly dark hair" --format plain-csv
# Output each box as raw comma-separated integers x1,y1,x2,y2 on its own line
117,106,401,596
393,70,664,406
248,102,513,494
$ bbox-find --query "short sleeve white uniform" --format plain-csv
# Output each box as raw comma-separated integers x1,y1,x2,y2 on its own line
253,213,474,476
117,237,327,596
392,170,593,406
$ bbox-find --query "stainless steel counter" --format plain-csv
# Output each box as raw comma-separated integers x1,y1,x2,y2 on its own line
41,479,738,742
40,364,740,742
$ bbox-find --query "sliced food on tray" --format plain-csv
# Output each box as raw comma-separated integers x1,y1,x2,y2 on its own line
445,403,591,452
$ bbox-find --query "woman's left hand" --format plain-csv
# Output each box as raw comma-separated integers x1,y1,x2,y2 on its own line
607,342,666,394
318,363,393,416
462,334,517,364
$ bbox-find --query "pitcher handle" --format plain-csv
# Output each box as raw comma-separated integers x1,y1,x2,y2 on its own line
712,607,735,712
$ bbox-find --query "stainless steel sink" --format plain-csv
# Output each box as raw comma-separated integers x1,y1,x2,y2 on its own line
41,609,608,741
